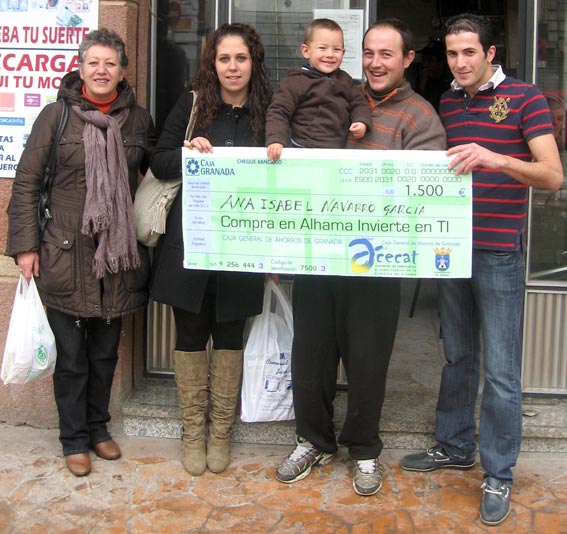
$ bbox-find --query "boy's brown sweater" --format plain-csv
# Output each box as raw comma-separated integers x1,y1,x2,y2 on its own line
266,66,372,149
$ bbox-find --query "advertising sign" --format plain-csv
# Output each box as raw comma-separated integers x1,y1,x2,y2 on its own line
0,0,99,176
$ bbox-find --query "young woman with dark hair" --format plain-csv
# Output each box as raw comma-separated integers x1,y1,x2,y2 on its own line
149,23,272,476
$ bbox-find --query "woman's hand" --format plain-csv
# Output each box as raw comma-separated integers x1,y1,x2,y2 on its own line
16,251,40,281
184,137,214,153
265,273,280,284
267,143,284,162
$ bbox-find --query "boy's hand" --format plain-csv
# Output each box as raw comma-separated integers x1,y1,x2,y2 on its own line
349,122,367,139
267,143,284,162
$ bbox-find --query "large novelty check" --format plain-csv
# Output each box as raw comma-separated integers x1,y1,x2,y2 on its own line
181,147,472,278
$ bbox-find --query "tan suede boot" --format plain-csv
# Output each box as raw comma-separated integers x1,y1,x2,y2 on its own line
207,349,243,473
173,350,209,476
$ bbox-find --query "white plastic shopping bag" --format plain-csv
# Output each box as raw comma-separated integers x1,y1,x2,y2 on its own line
241,279,295,422
1,275,57,384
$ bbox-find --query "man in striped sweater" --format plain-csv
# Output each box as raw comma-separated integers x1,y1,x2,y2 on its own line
400,13,563,526
275,18,445,498
347,19,446,152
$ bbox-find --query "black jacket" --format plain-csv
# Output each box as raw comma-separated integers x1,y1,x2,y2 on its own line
149,91,264,321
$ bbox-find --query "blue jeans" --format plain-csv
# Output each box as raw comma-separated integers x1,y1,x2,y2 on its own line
435,250,525,483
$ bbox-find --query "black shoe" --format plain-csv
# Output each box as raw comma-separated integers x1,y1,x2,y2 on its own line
480,477,511,526
400,444,475,472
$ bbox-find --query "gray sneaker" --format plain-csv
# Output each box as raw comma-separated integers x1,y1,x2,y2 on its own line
275,437,335,483
353,458,384,496
400,444,475,472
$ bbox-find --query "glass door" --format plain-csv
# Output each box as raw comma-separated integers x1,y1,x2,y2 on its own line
153,0,217,133
527,0,567,286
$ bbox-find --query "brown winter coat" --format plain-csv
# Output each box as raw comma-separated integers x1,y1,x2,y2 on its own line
6,70,157,319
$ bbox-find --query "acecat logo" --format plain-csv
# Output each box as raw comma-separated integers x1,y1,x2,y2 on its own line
434,247,452,271
186,158,200,175
349,238,419,273
349,238,374,273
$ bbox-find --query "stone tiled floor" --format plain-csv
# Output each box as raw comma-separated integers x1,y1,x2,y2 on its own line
1,424,567,533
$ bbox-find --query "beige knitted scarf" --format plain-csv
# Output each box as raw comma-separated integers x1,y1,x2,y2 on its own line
72,106,140,279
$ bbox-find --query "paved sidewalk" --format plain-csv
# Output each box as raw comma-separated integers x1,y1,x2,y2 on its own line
0,423,566,533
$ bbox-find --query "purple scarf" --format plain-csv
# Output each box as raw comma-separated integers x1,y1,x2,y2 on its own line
72,105,140,279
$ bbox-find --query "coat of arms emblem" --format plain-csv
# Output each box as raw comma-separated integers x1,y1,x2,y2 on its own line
489,96,511,123
434,247,452,272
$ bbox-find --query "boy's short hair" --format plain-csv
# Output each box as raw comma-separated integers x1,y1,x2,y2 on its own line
304,18,344,45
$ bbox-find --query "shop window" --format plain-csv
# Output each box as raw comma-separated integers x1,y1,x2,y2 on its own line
231,0,367,86
528,1,567,285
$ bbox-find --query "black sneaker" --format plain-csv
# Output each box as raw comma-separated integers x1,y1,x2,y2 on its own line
275,437,335,483
480,477,511,526
400,444,475,472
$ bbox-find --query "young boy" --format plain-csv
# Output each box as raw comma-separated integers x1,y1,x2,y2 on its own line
266,18,371,161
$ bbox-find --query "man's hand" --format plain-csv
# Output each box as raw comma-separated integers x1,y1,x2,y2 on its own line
447,143,507,175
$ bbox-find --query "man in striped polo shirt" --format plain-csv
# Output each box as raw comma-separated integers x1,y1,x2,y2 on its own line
400,13,563,526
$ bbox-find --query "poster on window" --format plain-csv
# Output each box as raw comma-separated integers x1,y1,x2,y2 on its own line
0,0,99,177
313,9,364,80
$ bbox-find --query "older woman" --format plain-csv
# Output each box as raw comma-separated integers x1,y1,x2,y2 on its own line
7,28,156,476
150,23,272,476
